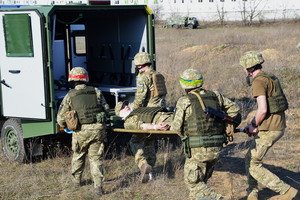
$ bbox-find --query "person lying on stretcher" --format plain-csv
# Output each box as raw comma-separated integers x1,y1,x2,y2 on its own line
114,101,172,131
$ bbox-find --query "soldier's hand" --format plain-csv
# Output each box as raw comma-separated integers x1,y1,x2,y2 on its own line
154,122,170,131
225,123,235,137
244,123,258,137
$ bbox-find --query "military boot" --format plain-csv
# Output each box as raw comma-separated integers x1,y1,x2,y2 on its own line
195,198,228,200
268,187,298,200
196,198,217,200
71,176,81,188
140,163,152,183
149,172,154,181
247,192,258,200
94,186,104,196
247,188,258,200
73,182,81,188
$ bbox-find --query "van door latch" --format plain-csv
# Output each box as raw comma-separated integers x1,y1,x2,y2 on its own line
1,80,12,88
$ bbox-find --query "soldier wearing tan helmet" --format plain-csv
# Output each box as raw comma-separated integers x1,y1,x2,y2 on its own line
131,52,167,109
126,52,167,183
57,67,109,196
239,51,297,200
171,69,241,200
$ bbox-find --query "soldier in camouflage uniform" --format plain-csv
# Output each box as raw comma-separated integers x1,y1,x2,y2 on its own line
240,51,298,200
125,52,168,183
130,52,167,110
57,67,109,196
170,69,241,200
115,101,171,183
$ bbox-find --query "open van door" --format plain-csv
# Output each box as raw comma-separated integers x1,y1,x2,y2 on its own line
70,24,87,69
0,10,48,119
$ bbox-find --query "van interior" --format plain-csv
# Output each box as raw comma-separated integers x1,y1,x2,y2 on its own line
51,6,153,107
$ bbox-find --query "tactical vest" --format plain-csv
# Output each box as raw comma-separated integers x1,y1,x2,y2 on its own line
145,71,167,97
69,86,102,124
126,107,164,123
254,72,288,113
184,89,225,148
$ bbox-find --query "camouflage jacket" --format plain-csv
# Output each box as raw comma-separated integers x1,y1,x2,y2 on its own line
124,111,173,130
130,68,165,110
57,84,109,128
170,88,240,137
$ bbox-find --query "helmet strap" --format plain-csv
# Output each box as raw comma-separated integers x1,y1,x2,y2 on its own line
246,75,252,86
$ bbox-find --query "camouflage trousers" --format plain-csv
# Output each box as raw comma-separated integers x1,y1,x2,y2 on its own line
129,135,156,169
184,146,223,200
71,123,106,188
245,130,290,195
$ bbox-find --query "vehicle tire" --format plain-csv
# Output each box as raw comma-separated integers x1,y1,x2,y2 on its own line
1,118,26,163
188,24,194,29
172,24,178,29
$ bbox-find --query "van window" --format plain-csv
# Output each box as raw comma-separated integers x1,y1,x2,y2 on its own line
74,35,86,55
3,14,34,57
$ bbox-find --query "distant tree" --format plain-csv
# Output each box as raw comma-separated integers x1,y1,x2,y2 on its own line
151,4,164,22
216,2,226,25
239,0,268,25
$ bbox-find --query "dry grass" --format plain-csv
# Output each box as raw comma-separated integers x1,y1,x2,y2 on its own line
0,22,300,200
156,23,300,111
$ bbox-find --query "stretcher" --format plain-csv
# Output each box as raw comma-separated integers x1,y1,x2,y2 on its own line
112,128,178,136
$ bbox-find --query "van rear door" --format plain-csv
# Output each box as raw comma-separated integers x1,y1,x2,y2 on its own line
0,10,48,119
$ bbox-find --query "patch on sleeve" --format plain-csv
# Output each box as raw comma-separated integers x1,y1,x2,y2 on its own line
137,83,144,92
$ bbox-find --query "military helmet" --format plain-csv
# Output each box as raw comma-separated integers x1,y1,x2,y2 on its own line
179,69,204,89
133,52,152,66
68,67,89,82
239,51,264,69
114,100,129,116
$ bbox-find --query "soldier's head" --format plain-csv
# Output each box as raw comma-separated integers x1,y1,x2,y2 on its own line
179,69,204,92
239,51,264,74
133,52,152,71
68,67,89,83
115,100,131,118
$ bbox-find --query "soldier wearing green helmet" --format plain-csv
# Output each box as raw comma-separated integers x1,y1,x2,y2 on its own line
171,69,241,200
239,51,297,200
127,52,167,183
57,67,109,196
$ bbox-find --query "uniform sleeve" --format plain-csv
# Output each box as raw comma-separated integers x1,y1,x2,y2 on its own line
95,88,110,113
56,94,71,128
124,115,143,129
170,96,191,137
213,91,240,118
131,74,152,110
252,77,268,98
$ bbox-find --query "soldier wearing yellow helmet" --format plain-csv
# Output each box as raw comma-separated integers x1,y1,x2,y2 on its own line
239,51,297,200
57,67,109,196
171,69,241,200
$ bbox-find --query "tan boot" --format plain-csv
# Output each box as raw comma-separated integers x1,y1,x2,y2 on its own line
268,187,298,200
247,189,258,200
94,186,104,196
71,176,81,188
140,163,152,183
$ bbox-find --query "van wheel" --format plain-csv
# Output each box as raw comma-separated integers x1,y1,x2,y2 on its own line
1,119,26,163
172,24,178,29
